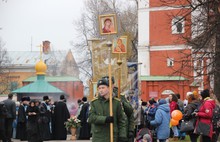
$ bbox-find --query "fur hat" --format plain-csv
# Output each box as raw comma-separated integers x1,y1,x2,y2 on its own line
97,79,109,87
43,96,49,101
60,95,65,100
102,76,115,84
21,96,29,102
82,97,87,102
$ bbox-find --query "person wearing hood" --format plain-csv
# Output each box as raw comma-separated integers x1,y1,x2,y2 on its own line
150,99,170,142
194,89,216,141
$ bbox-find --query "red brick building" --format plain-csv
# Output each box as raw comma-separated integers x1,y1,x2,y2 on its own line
138,0,200,101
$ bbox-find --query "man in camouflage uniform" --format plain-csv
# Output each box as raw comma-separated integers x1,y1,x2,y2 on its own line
88,77,127,142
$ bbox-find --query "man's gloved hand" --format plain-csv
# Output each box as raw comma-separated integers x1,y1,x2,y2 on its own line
128,131,134,138
105,116,114,123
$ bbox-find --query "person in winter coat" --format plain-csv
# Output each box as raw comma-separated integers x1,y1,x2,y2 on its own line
3,93,16,142
88,78,127,142
26,100,41,142
145,100,158,129
78,97,91,140
169,94,179,140
194,89,215,141
150,99,170,142
53,95,70,140
183,92,201,142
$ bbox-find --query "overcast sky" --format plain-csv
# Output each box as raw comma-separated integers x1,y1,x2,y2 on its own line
0,0,84,51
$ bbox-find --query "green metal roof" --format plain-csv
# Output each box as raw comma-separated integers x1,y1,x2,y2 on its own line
23,76,81,82
12,76,64,93
140,76,188,81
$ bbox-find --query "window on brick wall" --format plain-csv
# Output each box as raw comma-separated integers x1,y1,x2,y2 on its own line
167,58,174,67
172,16,185,34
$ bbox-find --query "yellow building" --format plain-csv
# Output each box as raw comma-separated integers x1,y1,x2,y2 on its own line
1,50,80,95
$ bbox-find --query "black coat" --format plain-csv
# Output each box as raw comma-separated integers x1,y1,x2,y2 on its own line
3,99,16,119
26,106,42,142
183,100,201,120
53,101,70,140
38,102,51,141
16,105,27,140
78,102,91,140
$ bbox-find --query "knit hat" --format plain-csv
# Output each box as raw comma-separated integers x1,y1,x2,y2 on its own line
192,91,199,99
159,99,167,105
200,89,210,99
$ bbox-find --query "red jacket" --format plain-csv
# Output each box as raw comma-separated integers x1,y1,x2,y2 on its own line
169,101,178,114
196,98,215,138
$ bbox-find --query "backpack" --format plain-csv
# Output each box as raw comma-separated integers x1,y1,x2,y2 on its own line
212,104,220,131
0,101,8,118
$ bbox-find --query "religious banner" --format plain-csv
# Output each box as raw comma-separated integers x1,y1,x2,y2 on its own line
99,14,117,35
89,39,127,97
42,40,51,54
112,36,127,54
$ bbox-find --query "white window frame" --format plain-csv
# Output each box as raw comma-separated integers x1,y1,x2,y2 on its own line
167,58,174,67
172,16,185,34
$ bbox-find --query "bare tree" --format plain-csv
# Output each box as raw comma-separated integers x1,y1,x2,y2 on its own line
0,37,11,94
158,0,220,101
72,0,138,88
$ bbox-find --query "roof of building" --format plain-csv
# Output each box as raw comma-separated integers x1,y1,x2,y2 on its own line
12,75,64,93
140,75,188,81
7,50,68,66
23,76,81,82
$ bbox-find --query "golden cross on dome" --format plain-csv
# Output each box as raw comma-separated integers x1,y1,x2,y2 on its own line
37,44,43,61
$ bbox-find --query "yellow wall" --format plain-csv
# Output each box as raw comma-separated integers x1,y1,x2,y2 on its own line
8,72,35,87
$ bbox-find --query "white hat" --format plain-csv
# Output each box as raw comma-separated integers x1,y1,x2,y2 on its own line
143,134,152,142
186,92,193,97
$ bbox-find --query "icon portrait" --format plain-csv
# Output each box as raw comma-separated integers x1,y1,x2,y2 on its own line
112,36,127,54
99,14,117,35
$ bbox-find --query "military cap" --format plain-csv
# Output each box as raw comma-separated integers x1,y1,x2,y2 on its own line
97,79,109,87
102,76,115,84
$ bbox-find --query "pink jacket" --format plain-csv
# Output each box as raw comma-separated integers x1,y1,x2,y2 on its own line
169,101,178,114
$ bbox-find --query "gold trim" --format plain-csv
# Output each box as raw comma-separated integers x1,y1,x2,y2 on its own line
99,14,118,35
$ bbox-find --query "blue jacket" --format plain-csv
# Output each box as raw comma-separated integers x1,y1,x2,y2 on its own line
150,103,170,140
145,103,158,121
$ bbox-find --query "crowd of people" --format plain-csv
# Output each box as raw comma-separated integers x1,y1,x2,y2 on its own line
132,89,219,142
0,94,91,142
87,76,220,142
0,76,220,142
